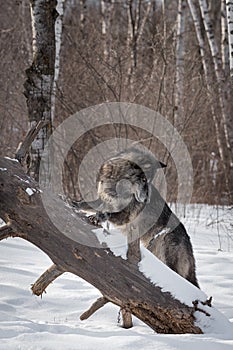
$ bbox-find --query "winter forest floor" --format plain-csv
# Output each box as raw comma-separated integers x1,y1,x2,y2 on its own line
0,204,232,350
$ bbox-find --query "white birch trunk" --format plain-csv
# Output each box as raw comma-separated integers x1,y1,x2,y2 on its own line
226,0,233,80
198,0,233,156
101,0,114,60
51,0,65,123
80,0,87,37
21,0,32,63
174,0,186,127
161,0,167,49
221,0,229,73
127,0,135,79
198,0,223,82
187,0,224,163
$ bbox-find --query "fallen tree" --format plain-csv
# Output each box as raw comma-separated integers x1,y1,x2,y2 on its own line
0,156,212,334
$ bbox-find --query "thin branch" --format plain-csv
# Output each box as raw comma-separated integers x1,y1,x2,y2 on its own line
15,120,49,164
80,296,109,320
31,263,65,296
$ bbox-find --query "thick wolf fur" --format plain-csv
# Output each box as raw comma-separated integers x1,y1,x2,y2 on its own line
73,148,199,288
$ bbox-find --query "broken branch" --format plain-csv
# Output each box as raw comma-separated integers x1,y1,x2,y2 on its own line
31,263,64,296
80,296,109,320
15,120,49,164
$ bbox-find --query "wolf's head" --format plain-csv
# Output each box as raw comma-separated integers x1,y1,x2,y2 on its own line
97,158,149,211
113,147,166,184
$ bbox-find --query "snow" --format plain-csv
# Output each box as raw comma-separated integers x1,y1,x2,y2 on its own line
0,204,232,349
93,221,128,259
4,156,18,162
14,175,30,184
25,187,35,196
138,245,207,307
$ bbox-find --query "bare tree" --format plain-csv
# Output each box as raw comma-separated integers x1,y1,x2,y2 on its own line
80,0,87,37
23,0,58,180
226,0,233,82
198,0,233,161
221,0,230,74
100,0,114,60
174,0,186,126
51,0,65,123
127,0,152,80
1,0,233,204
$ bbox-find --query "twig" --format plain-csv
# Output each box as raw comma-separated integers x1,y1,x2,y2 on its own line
15,120,49,163
192,299,211,317
31,263,64,296
80,297,109,320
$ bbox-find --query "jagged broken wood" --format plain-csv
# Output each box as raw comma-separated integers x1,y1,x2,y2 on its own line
31,263,65,296
0,156,205,334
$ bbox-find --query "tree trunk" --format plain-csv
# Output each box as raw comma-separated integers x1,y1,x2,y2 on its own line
100,0,114,61
221,0,230,74
187,0,233,201
80,0,87,38
226,0,233,82
187,0,225,163
198,0,233,162
0,156,206,334
174,0,186,127
23,0,58,181
51,0,64,123
127,0,152,81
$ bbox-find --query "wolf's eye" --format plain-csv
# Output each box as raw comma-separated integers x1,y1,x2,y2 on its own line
141,176,147,183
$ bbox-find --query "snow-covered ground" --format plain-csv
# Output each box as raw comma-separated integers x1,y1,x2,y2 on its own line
0,204,232,350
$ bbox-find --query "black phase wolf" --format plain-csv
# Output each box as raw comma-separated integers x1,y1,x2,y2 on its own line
73,148,199,288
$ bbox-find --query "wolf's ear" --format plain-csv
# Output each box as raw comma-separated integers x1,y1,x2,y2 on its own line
159,161,166,168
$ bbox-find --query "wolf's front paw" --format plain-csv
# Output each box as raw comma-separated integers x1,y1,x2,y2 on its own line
88,212,110,226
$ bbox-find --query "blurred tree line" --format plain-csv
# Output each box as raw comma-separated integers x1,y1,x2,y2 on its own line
0,0,232,204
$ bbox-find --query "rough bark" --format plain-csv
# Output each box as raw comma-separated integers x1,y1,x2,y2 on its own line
24,0,58,181
0,156,204,334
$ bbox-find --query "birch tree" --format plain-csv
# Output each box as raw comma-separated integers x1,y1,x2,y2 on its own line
51,0,65,123
174,0,186,127
226,0,233,81
23,0,58,181
221,0,229,74
187,0,225,164
100,0,114,60
80,0,87,37
198,0,233,161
